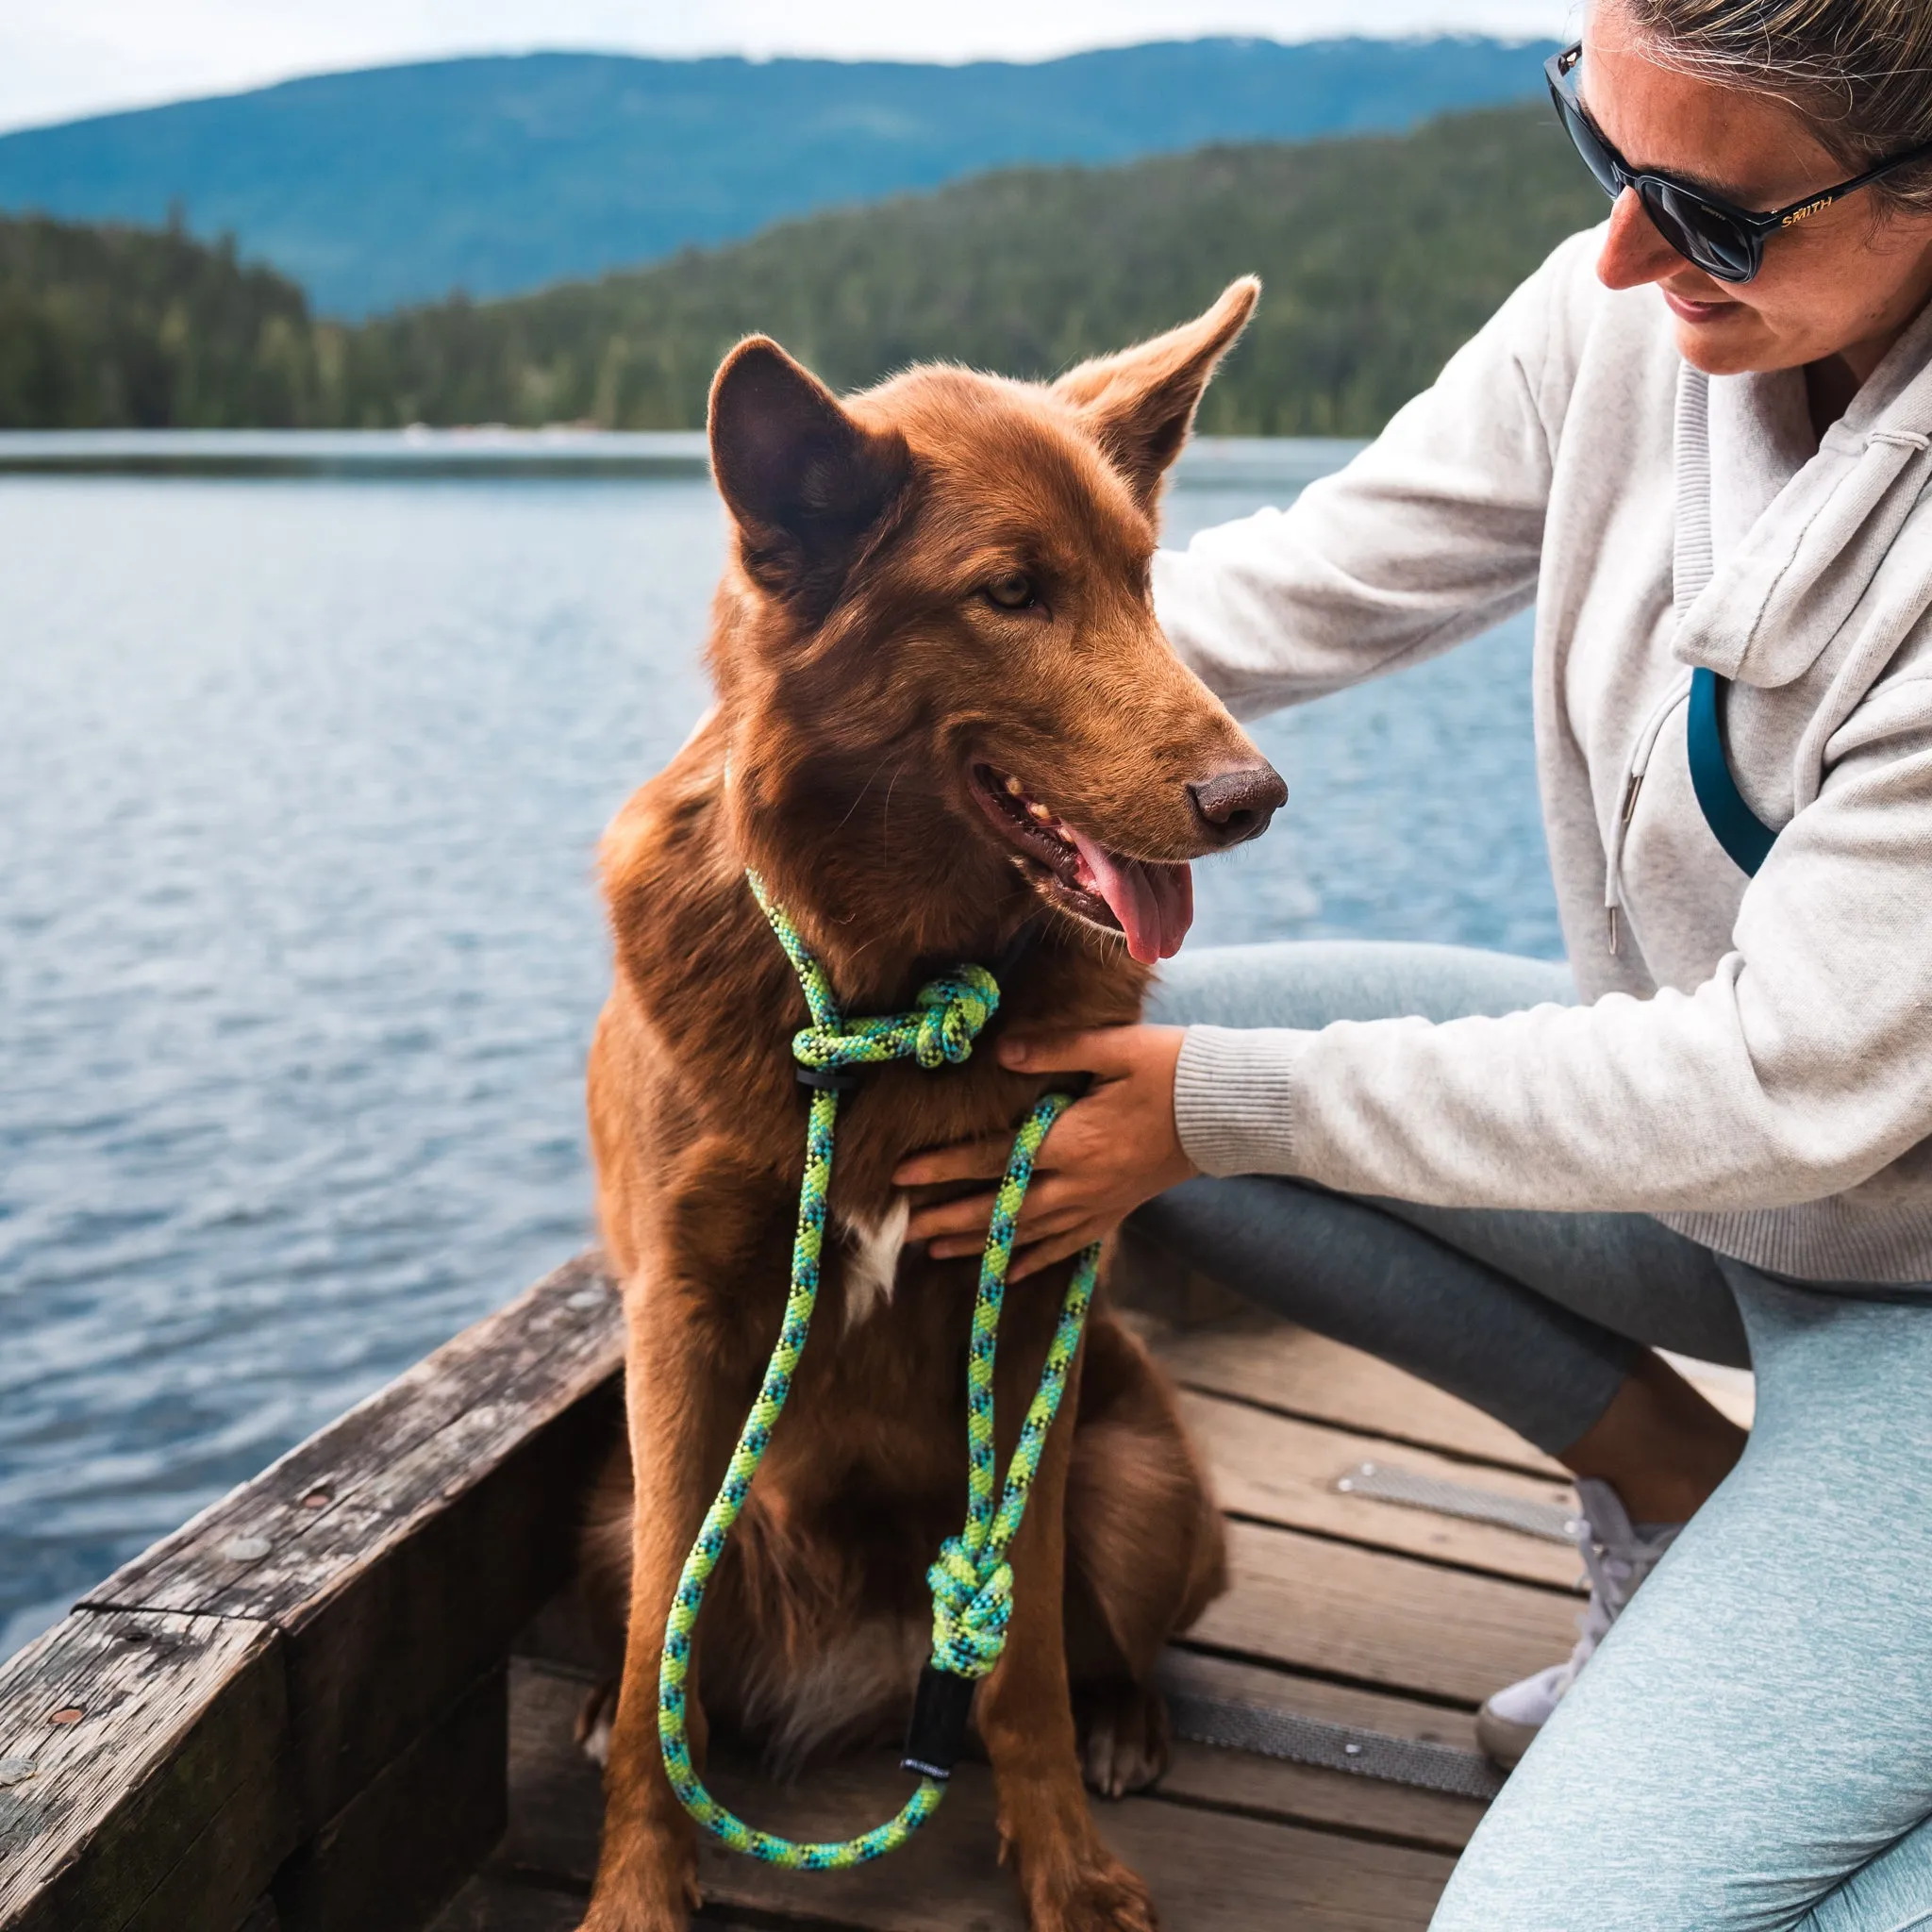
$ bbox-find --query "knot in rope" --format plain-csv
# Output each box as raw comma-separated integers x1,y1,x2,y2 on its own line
925,1535,1014,1680
787,964,1000,1077
910,967,1000,1067
748,874,1000,1077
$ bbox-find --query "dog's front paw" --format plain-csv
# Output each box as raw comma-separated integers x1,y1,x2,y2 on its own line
1027,1853,1160,1932
1075,1680,1169,1799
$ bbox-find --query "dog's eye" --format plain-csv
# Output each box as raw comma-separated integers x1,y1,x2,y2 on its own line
984,572,1037,611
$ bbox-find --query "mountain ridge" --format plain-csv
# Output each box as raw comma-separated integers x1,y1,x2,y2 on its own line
0,102,1604,437
0,39,1561,315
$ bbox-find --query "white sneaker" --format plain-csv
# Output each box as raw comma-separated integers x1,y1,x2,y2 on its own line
1474,1477,1682,1769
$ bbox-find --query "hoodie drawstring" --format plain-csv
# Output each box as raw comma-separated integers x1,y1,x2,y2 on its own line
1604,670,1693,955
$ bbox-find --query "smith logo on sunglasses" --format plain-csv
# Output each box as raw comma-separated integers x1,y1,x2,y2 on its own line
1781,198,1835,227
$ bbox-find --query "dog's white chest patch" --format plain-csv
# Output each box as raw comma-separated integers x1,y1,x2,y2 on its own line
836,1194,910,1329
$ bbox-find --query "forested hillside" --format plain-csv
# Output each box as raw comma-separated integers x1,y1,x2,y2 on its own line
0,40,1556,315
0,213,323,428
337,103,1601,437
0,103,1603,435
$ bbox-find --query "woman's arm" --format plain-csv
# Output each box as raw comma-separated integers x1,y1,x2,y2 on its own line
1175,686,1932,1213
1152,233,1592,716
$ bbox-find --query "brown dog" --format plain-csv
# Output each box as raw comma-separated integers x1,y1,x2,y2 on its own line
579,278,1284,1932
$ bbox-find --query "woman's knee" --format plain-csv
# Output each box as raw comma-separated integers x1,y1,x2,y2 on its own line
1794,1814,1932,1932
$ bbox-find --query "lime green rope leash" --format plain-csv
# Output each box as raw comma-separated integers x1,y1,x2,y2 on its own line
655,872,1100,1870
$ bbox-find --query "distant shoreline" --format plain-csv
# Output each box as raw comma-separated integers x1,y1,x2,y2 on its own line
0,430,1367,483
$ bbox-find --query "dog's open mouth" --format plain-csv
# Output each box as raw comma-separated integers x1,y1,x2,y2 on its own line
968,763,1193,964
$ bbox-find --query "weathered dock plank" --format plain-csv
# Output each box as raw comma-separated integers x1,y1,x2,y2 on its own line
1099,1793,1453,1931
1160,1322,1752,1478
82,1255,625,1831
431,1873,586,1931
1192,1519,1579,1708
0,1608,294,1932
1176,1390,1585,1591
1158,1325,1568,1479
274,1664,508,1932
495,1657,1454,1932
432,1874,768,1932
5,1257,628,1932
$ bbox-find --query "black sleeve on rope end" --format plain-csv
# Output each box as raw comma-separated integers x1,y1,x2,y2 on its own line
795,1065,864,1092
901,1663,976,1780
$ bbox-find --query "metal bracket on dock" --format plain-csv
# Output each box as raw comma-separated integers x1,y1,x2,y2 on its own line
1158,1673,1507,1803
1334,1460,1580,1545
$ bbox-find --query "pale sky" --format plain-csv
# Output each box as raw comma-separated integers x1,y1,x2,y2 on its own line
0,0,1578,135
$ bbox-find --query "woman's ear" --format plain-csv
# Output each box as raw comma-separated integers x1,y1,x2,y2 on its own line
708,338,911,612
1052,278,1259,513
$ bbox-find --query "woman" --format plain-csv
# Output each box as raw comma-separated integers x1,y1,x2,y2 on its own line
897,1,1932,1924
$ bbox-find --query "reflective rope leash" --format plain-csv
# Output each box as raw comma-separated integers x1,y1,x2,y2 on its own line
656,871,1100,1869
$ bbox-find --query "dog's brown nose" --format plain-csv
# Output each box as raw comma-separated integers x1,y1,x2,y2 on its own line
1189,763,1288,846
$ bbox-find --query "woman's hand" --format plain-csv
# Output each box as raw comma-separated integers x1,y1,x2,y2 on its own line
894,1024,1197,1280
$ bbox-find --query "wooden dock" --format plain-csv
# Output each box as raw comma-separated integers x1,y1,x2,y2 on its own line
0,1252,1750,1932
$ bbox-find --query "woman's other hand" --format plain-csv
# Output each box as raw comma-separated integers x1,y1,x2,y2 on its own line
893,1024,1197,1279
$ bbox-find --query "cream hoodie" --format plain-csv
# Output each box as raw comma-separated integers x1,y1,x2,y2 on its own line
1155,226,1932,1285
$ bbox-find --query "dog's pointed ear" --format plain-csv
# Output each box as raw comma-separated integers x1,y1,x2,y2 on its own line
708,337,910,610
1053,278,1259,513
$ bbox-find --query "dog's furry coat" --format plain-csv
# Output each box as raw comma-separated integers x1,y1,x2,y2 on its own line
578,279,1281,1932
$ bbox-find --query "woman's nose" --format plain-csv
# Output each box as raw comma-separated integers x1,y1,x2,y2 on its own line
1597,187,1685,291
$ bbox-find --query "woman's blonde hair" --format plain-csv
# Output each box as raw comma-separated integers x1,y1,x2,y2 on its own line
1622,0,1932,208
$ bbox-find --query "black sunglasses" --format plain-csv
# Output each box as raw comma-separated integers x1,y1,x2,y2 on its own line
1546,42,1932,284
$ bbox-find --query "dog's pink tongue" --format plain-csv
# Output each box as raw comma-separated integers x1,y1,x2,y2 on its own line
1067,830,1195,965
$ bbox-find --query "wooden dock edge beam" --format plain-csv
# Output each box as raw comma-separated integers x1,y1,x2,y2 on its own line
0,1254,625,1932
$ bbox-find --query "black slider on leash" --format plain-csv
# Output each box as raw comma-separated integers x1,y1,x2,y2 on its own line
902,1662,978,1780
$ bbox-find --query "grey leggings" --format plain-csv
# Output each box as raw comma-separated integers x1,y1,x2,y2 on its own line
1141,940,1932,1932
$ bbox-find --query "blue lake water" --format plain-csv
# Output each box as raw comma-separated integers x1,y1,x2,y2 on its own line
0,440,1557,1657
